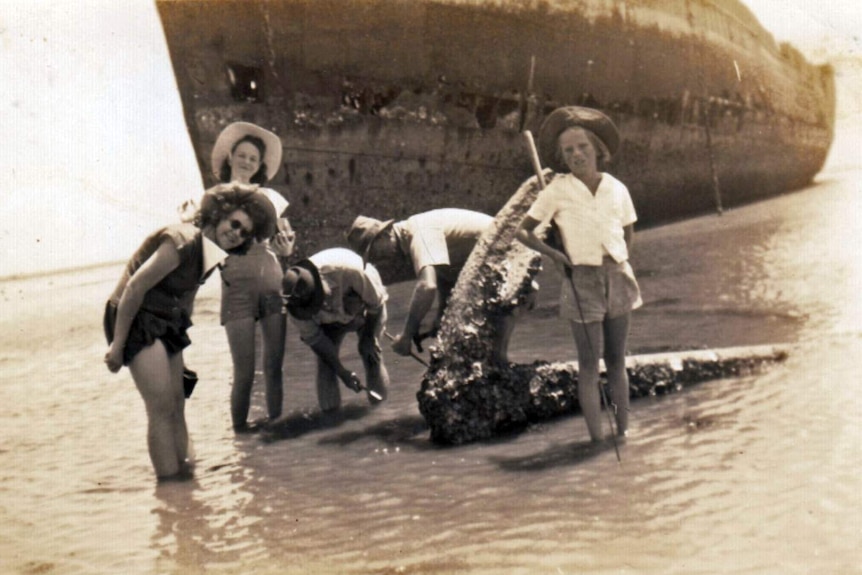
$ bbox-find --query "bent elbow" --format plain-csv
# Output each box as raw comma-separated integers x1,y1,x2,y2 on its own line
416,278,438,295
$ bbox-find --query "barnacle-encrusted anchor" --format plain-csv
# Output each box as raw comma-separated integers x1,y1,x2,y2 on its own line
416,176,789,445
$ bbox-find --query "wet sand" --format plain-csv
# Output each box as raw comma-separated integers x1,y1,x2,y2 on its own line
1,167,861,574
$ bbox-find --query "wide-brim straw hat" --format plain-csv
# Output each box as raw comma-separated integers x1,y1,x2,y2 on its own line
346,215,395,267
282,259,324,320
537,106,620,173
211,122,283,183
200,183,278,241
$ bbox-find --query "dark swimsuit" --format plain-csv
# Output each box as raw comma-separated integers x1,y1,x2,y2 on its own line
103,224,205,365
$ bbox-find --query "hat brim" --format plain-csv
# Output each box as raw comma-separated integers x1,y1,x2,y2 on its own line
211,122,283,183
361,219,394,267
347,217,395,267
537,107,620,173
285,259,324,320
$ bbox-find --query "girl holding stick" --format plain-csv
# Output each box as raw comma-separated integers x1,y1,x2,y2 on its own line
517,106,641,443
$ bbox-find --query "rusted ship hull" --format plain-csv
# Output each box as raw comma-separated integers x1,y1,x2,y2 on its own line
156,0,835,253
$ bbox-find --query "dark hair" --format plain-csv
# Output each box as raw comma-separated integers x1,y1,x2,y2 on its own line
218,135,269,185
195,193,273,254
555,127,612,171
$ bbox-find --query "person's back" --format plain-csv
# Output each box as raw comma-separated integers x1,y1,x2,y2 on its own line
396,208,492,283
347,208,493,357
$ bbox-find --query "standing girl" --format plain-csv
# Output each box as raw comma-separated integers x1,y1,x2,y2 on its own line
210,122,295,431
517,106,642,442
104,186,278,479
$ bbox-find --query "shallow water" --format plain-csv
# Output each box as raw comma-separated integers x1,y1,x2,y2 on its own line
1,168,861,574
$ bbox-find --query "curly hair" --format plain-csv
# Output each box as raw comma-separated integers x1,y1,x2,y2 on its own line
195,191,273,254
218,135,270,185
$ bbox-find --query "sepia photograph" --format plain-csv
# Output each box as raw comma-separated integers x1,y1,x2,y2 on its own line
1,0,860,573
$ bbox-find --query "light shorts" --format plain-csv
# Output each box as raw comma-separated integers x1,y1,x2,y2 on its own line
559,257,642,323
220,242,284,325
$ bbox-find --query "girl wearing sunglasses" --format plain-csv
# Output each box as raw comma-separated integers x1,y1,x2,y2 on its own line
104,186,277,480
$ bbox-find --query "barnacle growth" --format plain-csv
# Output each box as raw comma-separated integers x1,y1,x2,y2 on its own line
416,176,789,445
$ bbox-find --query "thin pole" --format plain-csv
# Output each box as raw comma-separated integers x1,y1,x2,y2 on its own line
703,102,724,215
518,55,537,133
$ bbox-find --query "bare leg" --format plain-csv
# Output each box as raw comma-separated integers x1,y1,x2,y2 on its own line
225,317,256,431
169,351,192,476
359,307,389,403
316,356,342,412
571,320,604,442
491,284,537,364
129,340,188,479
259,311,286,420
490,314,516,364
603,313,631,436
317,328,346,412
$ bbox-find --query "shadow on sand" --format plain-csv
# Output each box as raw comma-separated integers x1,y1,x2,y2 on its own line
488,438,616,472
257,404,374,442
258,406,432,449
316,414,434,449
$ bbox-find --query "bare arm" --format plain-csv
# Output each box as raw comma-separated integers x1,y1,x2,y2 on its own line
104,241,181,372
307,335,354,385
271,217,297,266
516,215,572,269
392,265,437,356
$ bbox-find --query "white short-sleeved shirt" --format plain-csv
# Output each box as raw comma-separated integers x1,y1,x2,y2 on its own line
292,248,387,343
393,209,493,277
526,173,637,265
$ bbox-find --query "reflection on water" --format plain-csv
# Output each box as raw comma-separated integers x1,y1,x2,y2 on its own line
1,172,861,574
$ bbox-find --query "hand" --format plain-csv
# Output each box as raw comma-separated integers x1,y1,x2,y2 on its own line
271,222,296,257
104,345,123,373
551,249,572,271
177,198,199,223
341,371,362,393
390,333,413,357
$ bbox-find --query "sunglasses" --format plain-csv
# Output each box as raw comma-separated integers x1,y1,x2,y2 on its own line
229,218,253,239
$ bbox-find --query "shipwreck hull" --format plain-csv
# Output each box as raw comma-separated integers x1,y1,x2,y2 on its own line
157,0,835,254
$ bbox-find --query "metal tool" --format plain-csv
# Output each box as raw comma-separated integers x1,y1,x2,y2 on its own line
345,372,384,401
